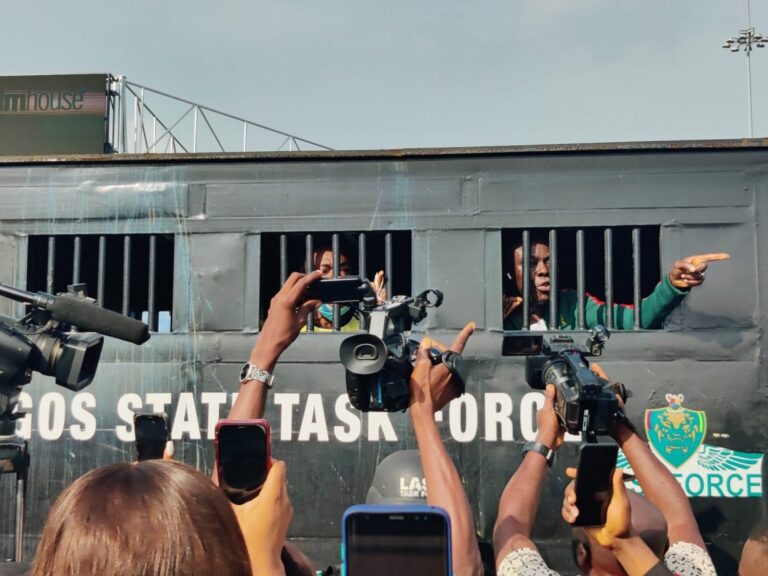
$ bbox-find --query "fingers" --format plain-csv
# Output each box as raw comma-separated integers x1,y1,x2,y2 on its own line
162,440,174,460
543,384,556,410
688,253,730,268
416,336,433,363
590,362,608,380
566,466,577,480
296,299,321,319
260,460,287,499
449,321,475,354
286,270,323,303
503,296,523,318
612,467,628,495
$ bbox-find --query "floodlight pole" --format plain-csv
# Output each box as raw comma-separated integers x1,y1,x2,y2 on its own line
723,1,765,137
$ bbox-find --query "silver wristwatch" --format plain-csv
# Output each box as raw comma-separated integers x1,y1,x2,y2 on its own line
239,362,275,388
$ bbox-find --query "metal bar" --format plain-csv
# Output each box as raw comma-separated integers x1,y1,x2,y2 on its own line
122,86,190,153
152,117,157,153
358,233,368,330
385,233,393,298
549,229,558,330
604,229,614,330
305,234,314,332
138,87,145,153
242,123,248,152
632,228,642,329
332,233,340,331
46,236,56,293
192,106,198,153
199,108,226,152
122,236,131,316
14,476,25,562
123,80,333,150
73,236,81,284
97,236,106,306
522,230,530,330
148,235,157,331
576,229,586,330
279,235,288,284
120,77,127,153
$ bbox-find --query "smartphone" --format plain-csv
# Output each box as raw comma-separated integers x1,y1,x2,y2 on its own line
572,443,619,527
214,419,272,505
305,276,375,303
341,505,452,576
134,413,168,461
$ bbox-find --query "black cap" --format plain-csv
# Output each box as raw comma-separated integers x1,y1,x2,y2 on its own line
365,450,427,505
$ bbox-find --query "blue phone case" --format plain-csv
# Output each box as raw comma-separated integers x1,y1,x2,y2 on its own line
341,504,453,576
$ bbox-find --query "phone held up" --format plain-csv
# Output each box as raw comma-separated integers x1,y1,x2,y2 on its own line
215,419,272,505
341,505,452,576
305,276,375,303
133,412,168,461
572,443,619,527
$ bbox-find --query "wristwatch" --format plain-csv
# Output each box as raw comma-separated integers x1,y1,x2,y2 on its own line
522,440,555,467
239,362,275,388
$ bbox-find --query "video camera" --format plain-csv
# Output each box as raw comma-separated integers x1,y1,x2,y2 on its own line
503,326,627,441
310,277,466,412
0,282,149,437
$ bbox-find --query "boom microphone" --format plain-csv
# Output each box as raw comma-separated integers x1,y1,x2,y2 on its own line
46,294,150,344
0,283,150,345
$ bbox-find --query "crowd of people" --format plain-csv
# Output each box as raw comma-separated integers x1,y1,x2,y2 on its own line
7,244,762,576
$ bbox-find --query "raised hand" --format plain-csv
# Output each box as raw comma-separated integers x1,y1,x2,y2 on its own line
669,253,730,288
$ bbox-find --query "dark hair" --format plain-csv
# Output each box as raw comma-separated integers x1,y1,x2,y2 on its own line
32,460,251,576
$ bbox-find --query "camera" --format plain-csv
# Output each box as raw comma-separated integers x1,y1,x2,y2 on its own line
503,326,625,441
328,281,464,412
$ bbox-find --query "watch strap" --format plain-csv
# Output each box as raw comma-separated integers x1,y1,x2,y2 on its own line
240,362,275,388
522,440,555,467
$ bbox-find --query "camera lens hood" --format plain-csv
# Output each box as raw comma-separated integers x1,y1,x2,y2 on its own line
340,334,388,375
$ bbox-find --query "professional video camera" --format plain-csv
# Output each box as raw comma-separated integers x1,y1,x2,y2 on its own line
0,282,150,437
503,326,628,442
309,277,466,412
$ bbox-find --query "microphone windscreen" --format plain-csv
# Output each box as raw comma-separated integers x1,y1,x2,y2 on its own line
47,294,150,344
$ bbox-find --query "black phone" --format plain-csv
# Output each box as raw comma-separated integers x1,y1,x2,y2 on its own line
572,443,619,527
342,505,452,576
215,419,272,505
305,276,375,303
134,413,168,461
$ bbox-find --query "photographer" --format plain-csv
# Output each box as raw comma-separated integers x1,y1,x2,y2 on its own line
503,232,729,330
493,373,717,575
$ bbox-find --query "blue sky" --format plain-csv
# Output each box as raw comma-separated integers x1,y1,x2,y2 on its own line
2,0,766,150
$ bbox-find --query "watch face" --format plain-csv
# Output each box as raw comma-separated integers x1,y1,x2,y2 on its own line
240,363,250,381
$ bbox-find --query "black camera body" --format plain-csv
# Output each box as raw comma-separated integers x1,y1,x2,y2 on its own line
504,327,619,440
339,290,444,412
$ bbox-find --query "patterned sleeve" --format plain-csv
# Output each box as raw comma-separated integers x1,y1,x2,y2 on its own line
497,547,561,576
664,541,717,576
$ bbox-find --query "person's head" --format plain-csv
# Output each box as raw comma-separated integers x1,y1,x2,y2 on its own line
508,233,551,304
313,245,350,278
572,492,667,576
32,460,251,576
366,450,427,505
739,521,768,575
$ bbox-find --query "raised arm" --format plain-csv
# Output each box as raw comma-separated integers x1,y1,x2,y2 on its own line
408,323,482,576
229,270,322,420
493,384,564,567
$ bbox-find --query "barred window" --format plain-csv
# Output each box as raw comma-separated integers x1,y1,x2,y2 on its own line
260,232,412,332
26,234,174,332
501,226,662,331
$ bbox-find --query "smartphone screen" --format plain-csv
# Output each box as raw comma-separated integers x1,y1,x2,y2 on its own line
343,507,451,576
134,413,168,461
306,277,375,303
573,443,619,527
215,420,271,505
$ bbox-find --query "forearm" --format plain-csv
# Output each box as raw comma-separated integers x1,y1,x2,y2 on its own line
611,534,668,576
229,339,282,420
492,451,549,558
411,406,482,576
619,428,704,547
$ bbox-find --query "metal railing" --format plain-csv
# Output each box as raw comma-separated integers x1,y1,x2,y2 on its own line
108,76,332,154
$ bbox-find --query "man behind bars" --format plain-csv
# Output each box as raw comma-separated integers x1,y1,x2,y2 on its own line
502,232,729,330
304,245,387,332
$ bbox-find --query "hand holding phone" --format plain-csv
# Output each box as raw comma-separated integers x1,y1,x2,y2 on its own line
571,443,619,527
134,413,168,461
215,419,272,505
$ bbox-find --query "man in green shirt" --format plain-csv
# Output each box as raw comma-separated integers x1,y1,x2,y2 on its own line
503,234,729,330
